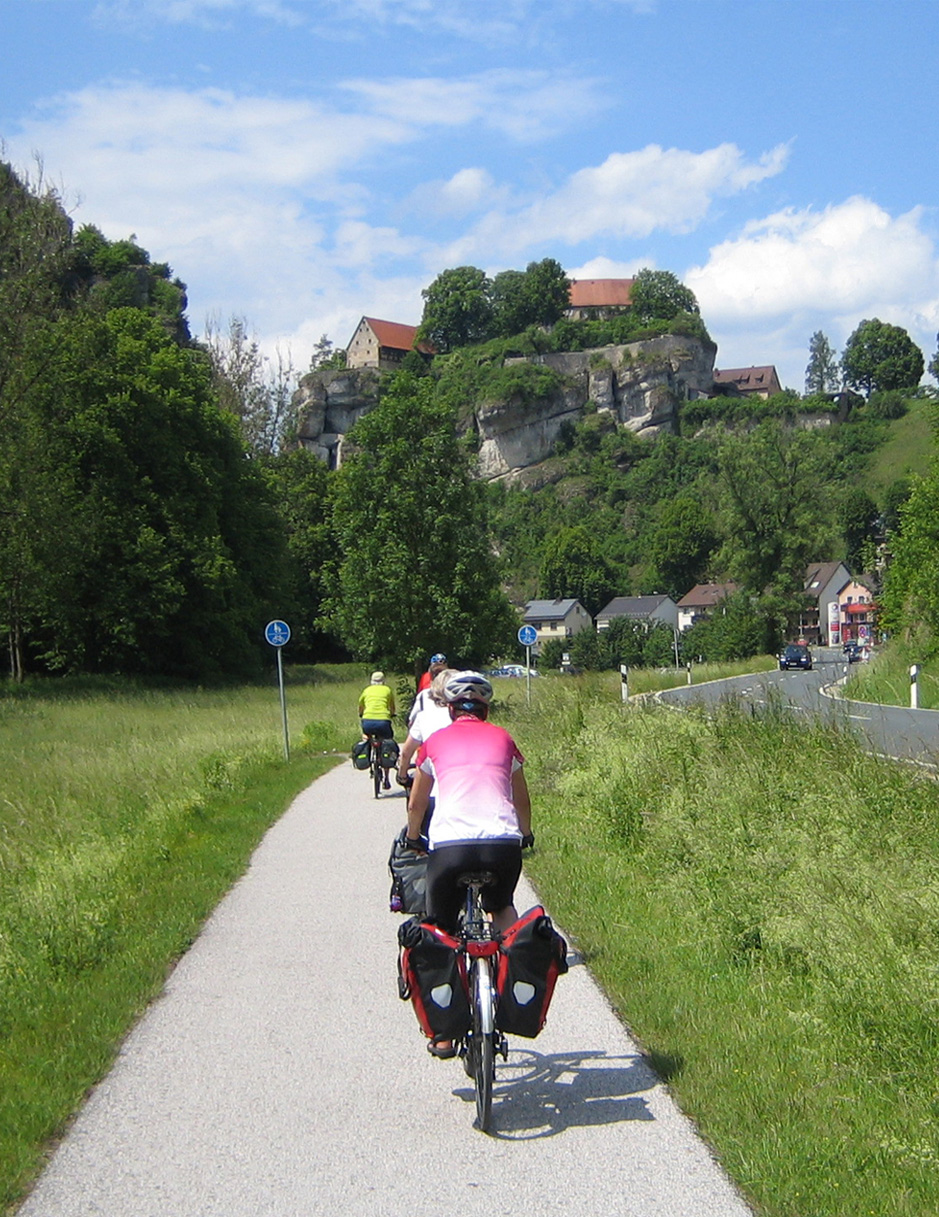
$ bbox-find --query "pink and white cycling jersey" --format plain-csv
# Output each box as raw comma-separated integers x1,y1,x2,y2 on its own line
416,716,524,848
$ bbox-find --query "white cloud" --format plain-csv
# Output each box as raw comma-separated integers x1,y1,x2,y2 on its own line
343,69,606,143
686,198,939,389
567,255,651,279
93,0,306,29
443,142,789,262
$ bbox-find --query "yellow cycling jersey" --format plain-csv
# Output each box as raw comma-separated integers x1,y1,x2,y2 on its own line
359,683,395,720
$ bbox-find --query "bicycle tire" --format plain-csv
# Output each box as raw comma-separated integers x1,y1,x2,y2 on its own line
472,961,495,1132
372,741,382,799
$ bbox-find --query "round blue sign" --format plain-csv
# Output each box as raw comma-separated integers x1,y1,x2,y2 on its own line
264,620,291,647
518,624,537,647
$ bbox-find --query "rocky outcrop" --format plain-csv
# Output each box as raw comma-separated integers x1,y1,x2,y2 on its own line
294,367,381,466
292,334,716,480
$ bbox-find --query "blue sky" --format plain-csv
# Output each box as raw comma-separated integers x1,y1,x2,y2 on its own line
3,0,938,390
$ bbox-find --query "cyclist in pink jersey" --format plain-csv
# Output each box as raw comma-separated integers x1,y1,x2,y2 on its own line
405,671,532,938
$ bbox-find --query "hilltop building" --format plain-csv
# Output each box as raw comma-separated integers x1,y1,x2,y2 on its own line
565,278,634,320
712,365,782,398
345,317,434,371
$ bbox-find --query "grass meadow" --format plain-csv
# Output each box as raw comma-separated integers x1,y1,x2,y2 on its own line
503,674,939,1217
846,643,939,711
0,664,373,1213
4,658,938,1216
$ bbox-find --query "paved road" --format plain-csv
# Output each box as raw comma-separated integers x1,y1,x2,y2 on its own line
657,650,939,767
20,761,753,1217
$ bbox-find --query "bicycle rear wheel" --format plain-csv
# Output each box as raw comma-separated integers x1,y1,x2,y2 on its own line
471,960,495,1132
372,742,382,799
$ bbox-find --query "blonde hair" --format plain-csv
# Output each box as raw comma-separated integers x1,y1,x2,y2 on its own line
429,667,458,705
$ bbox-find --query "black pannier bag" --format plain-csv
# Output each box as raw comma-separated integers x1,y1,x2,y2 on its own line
388,827,428,915
351,740,370,770
380,738,400,768
397,918,471,1042
495,905,569,1038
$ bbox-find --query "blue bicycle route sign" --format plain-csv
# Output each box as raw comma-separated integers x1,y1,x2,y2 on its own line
517,624,537,647
264,620,291,647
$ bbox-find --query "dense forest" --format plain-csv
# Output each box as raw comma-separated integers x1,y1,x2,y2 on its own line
2,160,938,682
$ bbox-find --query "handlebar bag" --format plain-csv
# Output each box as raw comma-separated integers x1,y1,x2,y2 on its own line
397,918,471,1041
351,740,371,770
494,906,568,1038
388,828,428,915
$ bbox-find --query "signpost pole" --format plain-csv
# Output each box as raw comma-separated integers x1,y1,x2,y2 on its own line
264,620,291,761
620,662,629,703
276,647,289,760
517,624,538,706
911,663,920,710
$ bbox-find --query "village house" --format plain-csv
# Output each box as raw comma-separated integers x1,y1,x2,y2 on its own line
800,561,851,645
596,594,679,632
345,317,434,371
522,599,593,653
837,578,877,646
712,365,782,398
565,278,634,321
676,582,739,632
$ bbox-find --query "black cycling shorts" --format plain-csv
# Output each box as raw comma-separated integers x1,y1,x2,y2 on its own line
426,838,522,932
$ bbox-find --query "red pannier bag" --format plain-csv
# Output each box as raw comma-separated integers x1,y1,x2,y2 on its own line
495,906,568,1038
397,919,471,1042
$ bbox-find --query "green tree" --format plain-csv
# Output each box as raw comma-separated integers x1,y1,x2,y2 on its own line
881,469,939,645
262,447,341,662
322,372,515,675
841,318,924,397
805,330,840,395
648,495,718,598
716,421,835,601
418,266,493,352
838,486,879,572
203,315,296,455
539,525,615,617
629,268,699,322
16,309,287,679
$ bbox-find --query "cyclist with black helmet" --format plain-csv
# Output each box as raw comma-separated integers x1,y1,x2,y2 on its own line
405,671,532,938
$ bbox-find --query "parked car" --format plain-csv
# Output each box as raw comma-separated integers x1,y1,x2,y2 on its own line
779,643,813,671
843,641,862,663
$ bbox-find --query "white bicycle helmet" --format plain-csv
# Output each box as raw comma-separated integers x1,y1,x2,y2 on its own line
442,670,493,705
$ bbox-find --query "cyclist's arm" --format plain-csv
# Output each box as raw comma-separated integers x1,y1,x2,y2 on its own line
407,768,432,840
512,767,532,836
398,732,419,779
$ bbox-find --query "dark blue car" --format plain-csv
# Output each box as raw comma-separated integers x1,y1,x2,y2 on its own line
779,644,813,671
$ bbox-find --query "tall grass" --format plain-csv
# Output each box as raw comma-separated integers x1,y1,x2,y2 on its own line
0,665,372,1214
508,677,939,1217
846,643,939,710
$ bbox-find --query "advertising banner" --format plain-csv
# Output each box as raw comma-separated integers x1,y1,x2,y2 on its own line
827,599,841,646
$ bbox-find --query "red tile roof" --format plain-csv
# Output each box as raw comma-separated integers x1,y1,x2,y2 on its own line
568,279,634,308
364,317,434,355
677,582,738,609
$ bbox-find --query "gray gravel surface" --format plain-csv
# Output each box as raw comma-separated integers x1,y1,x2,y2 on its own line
20,760,753,1216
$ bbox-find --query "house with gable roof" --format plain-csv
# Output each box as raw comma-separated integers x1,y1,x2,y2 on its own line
596,594,679,632
345,317,434,371
565,278,634,321
800,560,851,645
522,598,593,653
676,582,739,632
712,365,782,399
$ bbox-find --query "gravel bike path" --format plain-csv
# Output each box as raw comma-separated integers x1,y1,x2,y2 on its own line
20,761,752,1217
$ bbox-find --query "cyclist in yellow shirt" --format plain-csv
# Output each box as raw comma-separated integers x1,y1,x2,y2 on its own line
358,671,397,789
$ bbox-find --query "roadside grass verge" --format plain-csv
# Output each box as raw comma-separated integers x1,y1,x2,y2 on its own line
0,666,370,1215
845,643,939,710
508,679,939,1217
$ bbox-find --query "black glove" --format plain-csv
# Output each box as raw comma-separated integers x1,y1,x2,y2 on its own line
404,836,425,852
521,833,535,850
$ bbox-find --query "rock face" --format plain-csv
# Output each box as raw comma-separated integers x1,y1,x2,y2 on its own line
294,367,381,466
293,334,716,479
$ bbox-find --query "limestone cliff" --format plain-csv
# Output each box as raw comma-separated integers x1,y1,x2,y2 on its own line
292,333,716,479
